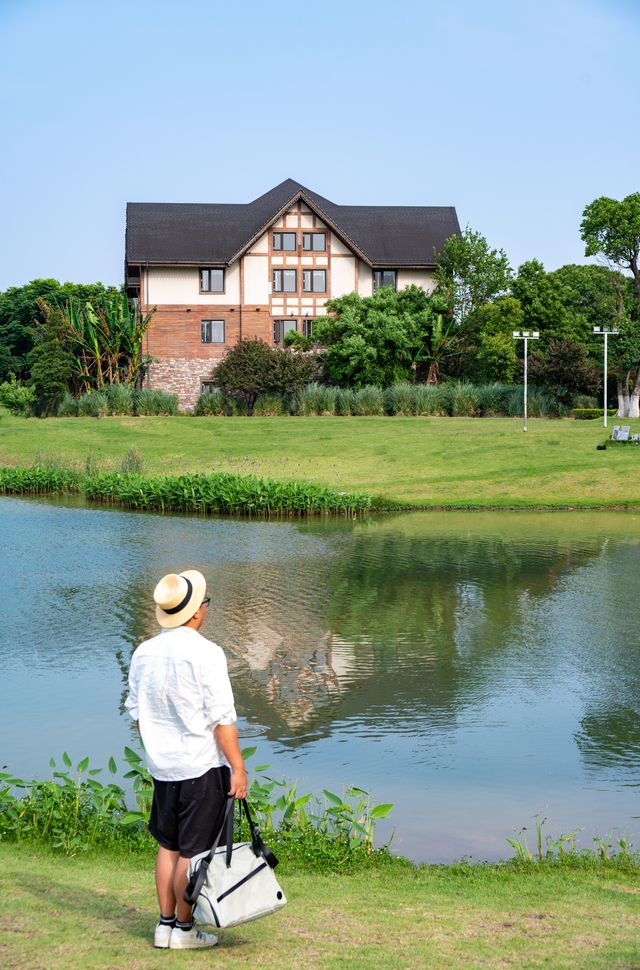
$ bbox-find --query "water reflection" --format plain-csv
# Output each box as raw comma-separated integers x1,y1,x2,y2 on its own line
1,497,639,861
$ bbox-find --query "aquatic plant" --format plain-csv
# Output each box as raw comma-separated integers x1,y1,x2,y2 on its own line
0,465,374,517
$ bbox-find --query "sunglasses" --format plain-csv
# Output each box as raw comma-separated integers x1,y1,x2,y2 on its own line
201,597,211,608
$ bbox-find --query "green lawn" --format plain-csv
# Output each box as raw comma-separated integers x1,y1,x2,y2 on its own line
1,413,639,508
1,845,638,969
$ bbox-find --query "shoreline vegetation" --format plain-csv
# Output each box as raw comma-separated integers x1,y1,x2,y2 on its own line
1,414,640,511
1,752,639,969
0,465,374,517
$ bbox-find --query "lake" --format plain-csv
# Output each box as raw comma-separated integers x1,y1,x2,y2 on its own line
1,496,638,862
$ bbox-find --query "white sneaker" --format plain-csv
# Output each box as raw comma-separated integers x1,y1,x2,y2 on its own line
154,921,174,948
170,925,219,949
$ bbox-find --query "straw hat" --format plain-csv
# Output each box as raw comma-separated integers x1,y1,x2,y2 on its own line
153,570,207,628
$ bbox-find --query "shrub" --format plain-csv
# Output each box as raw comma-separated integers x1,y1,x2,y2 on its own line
0,378,36,416
384,382,417,416
451,381,480,417
253,394,285,416
572,407,617,420
334,387,356,416
300,383,337,415
212,339,313,416
57,392,78,417
77,391,108,418
351,385,384,416
104,383,134,416
134,389,179,416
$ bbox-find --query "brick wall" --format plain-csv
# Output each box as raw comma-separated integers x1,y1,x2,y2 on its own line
145,305,272,410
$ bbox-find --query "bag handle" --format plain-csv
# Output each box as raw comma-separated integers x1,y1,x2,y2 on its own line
183,797,235,905
235,798,279,869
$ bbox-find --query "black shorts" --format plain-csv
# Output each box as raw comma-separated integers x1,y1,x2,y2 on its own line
149,765,231,859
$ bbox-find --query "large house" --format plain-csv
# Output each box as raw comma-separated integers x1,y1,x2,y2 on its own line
125,179,460,408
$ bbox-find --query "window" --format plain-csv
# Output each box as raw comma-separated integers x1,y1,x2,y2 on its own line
273,268,297,293
302,232,326,252
201,319,225,343
373,270,397,291
302,318,314,339
273,319,298,344
302,269,326,293
201,381,219,395
273,232,297,251
200,268,225,293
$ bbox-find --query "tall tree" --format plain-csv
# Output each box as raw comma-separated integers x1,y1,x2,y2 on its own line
0,279,120,382
581,194,640,415
29,303,74,416
434,228,512,326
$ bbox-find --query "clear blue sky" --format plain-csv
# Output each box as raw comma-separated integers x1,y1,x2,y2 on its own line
0,0,638,290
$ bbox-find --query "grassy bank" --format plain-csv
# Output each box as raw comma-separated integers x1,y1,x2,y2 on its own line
1,413,639,509
2,844,639,970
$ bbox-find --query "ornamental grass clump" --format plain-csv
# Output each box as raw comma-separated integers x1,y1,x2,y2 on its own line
351,386,384,416
104,383,134,416
77,391,108,418
384,382,417,416
300,382,337,415
475,383,512,416
334,387,356,416
414,384,448,415
193,390,228,416
57,392,79,417
253,393,286,416
451,382,480,417
134,388,179,416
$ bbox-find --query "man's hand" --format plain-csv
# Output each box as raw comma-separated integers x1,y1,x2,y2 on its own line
228,767,248,800
214,723,247,800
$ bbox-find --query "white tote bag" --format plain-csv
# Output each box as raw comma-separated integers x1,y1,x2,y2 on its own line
185,798,287,929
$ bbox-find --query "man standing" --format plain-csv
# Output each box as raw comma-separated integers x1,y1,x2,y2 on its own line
125,569,247,950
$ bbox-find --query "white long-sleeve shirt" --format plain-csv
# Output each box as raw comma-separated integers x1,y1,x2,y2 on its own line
125,626,237,781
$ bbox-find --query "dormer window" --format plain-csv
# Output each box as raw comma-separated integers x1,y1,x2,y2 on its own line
373,270,397,291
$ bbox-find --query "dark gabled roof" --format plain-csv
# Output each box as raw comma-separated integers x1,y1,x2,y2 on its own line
126,179,460,269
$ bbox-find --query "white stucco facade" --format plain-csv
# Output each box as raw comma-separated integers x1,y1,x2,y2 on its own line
146,264,240,304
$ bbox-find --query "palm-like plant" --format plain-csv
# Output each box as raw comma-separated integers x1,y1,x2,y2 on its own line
60,294,155,391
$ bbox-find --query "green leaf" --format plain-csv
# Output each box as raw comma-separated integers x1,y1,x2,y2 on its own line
241,746,257,760
77,756,90,773
108,756,118,775
123,746,141,763
49,758,56,769
62,751,72,768
119,811,146,826
370,803,394,819
323,789,343,806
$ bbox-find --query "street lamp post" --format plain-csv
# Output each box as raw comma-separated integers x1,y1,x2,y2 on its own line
593,326,619,429
512,331,539,432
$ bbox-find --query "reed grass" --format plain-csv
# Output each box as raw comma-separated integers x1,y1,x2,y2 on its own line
0,465,374,516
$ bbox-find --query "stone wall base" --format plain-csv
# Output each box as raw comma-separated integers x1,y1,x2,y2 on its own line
147,358,220,411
